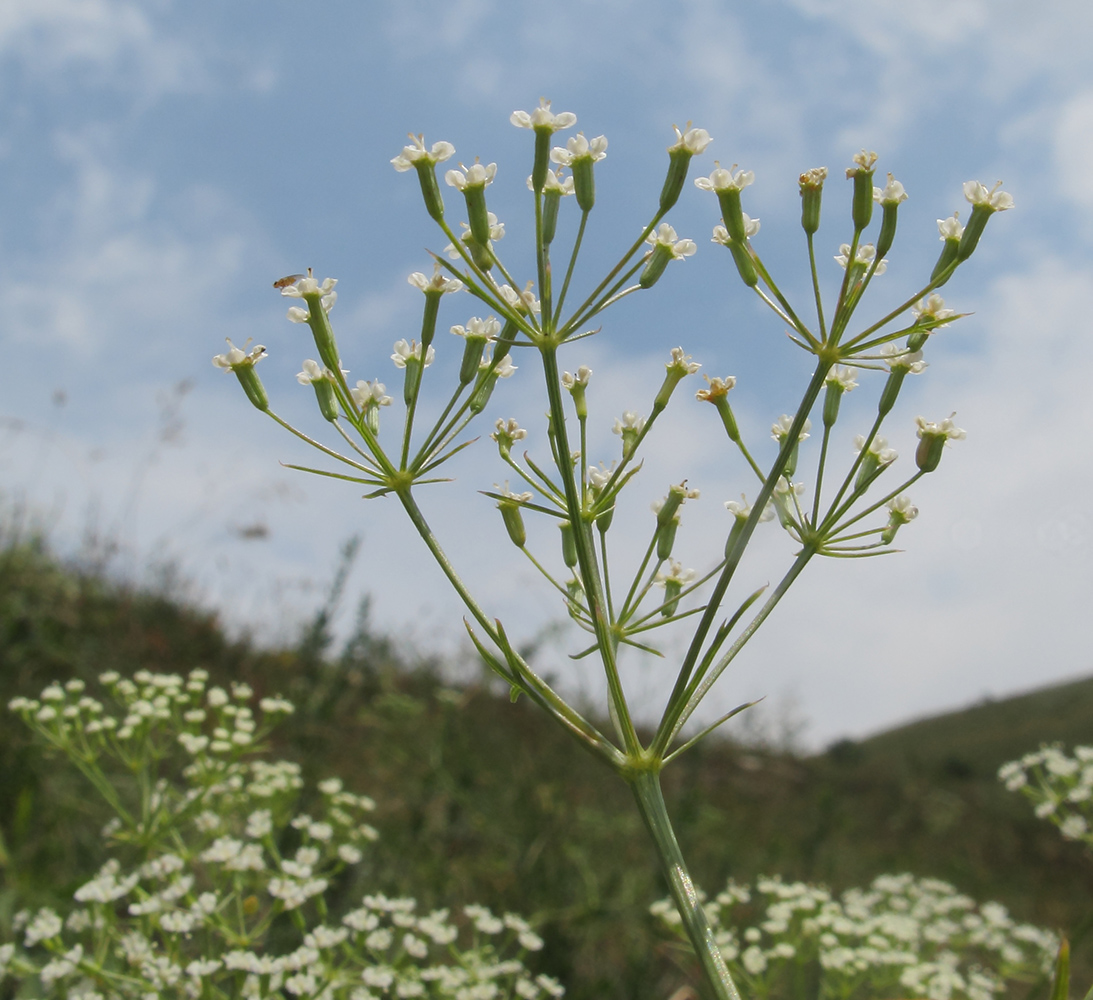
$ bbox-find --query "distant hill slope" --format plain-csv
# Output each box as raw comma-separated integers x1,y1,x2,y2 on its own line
841,674,1093,777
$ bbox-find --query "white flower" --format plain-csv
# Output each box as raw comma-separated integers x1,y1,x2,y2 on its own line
444,161,497,191
742,945,768,974
654,560,695,587
561,366,592,389
835,243,887,275
491,418,527,447
212,339,267,371
482,350,516,378
550,132,607,166
24,908,63,947
444,212,506,256
825,366,858,391
498,282,540,315
296,359,328,385
668,124,712,154
691,377,734,408
847,150,878,175
915,415,966,442
880,343,927,374
277,273,336,321
771,414,811,443
1060,815,1088,840
695,162,753,193
612,411,645,436
667,347,701,375
351,380,392,409
912,294,956,324
938,214,965,240
645,223,697,259
712,215,759,244
408,265,463,295
886,495,919,522
725,494,775,523
854,435,898,466
391,134,455,172
963,180,1014,212
338,844,363,864
527,167,574,195
510,98,576,132
450,316,501,341
873,173,908,204
587,462,615,490
391,340,435,369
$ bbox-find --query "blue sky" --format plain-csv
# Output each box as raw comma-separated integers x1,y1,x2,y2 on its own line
3,0,1093,748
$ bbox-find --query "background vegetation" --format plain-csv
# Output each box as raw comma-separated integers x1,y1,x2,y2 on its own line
2,530,1091,1000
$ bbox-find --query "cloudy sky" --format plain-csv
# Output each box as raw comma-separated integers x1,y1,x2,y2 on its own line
2,0,1092,749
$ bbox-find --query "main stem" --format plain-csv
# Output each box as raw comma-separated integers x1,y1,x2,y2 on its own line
629,769,742,1000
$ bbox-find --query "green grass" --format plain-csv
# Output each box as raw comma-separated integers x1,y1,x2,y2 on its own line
1,533,1091,1000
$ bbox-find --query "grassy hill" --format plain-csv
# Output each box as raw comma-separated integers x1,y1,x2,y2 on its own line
2,534,1091,1000
844,675,1093,776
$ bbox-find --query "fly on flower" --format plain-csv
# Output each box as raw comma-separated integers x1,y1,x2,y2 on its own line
273,273,307,290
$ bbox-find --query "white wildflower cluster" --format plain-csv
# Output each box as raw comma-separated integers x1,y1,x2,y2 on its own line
3,672,557,1000
999,743,1093,845
651,873,1055,1000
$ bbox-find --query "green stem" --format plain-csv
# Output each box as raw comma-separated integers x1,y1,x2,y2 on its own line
629,769,741,1000
541,345,641,755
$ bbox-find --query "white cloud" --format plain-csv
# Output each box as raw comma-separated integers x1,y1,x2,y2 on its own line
0,0,208,97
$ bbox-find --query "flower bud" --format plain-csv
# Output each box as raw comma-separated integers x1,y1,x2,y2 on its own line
873,174,907,258
236,364,269,411
771,414,810,478
640,243,674,289
654,348,701,412
881,495,918,545
562,366,592,420
302,298,341,373
542,188,561,245
312,375,338,422
532,129,552,195
853,435,896,490
656,516,679,561
572,156,596,213
914,415,965,472
213,340,270,412
565,577,585,622
392,135,455,221
846,150,877,231
460,338,487,385
661,125,711,212
391,340,434,406
914,430,948,473
419,292,442,355
696,375,739,440
727,239,758,287
957,181,1013,262
799,167,828,235
877,370,906,418
661,577,683,618
498,497,528,548
469,351,517,414
613,411,645,458
415,161,446,222
559,521,578,568
465,187,492,247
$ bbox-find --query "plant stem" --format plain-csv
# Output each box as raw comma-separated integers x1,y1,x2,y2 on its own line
629,769,742,1000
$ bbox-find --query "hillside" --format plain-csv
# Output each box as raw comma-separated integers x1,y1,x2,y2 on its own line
2,536,1091,1000
844,675,1093,777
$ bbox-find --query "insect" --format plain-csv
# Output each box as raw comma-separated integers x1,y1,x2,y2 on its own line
272,272,307,289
